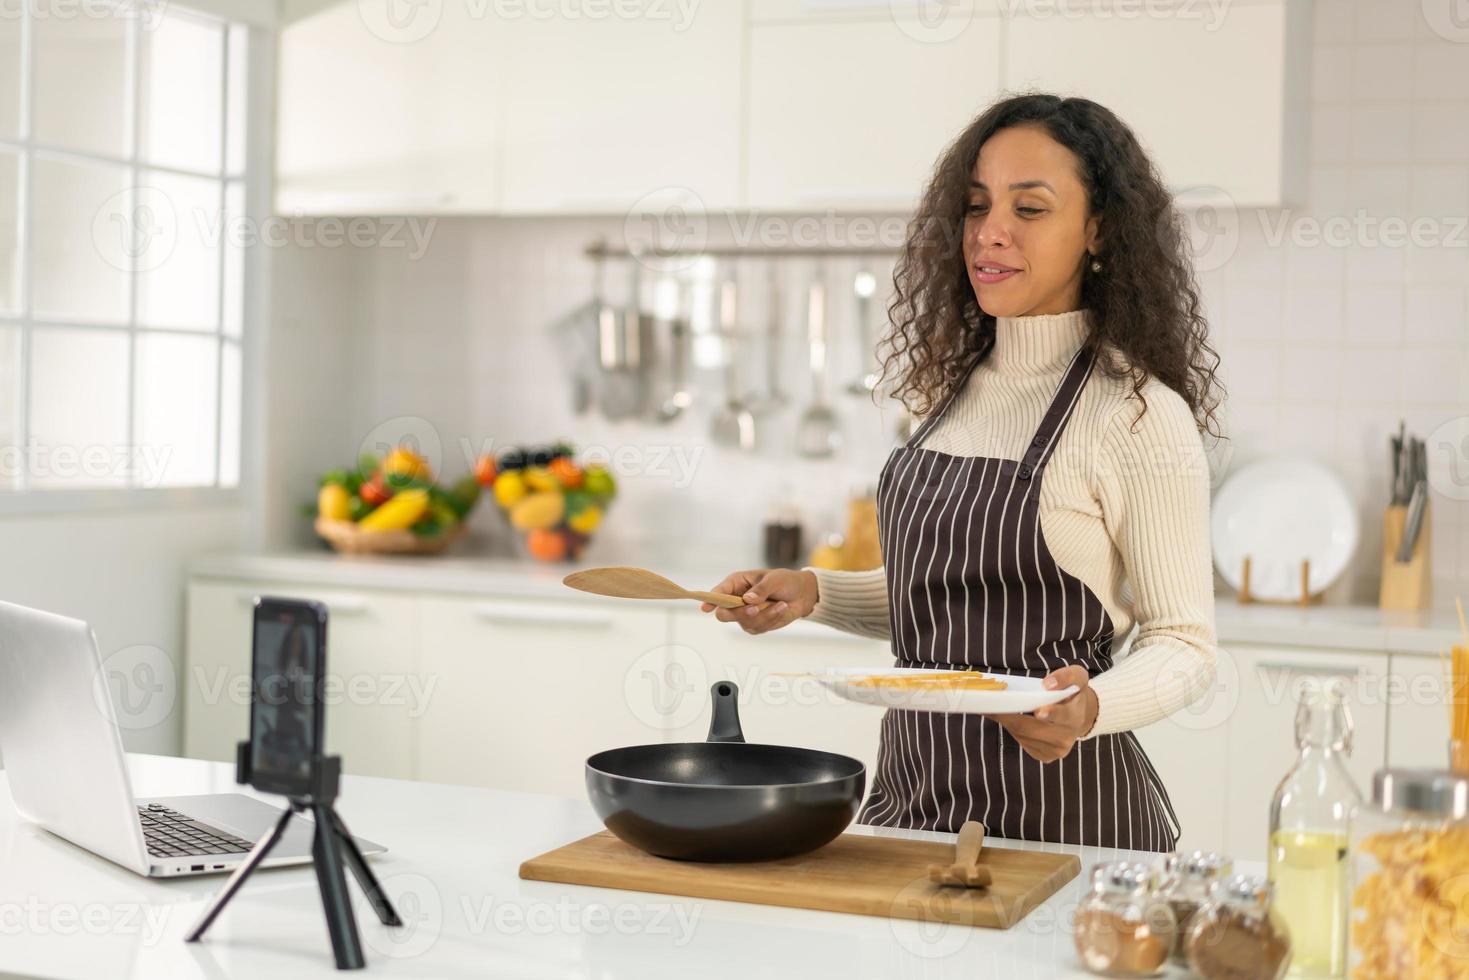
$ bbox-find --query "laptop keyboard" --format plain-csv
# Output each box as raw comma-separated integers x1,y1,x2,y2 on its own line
138,803,254,858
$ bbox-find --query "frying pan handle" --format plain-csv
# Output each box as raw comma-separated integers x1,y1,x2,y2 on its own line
705,681,746,743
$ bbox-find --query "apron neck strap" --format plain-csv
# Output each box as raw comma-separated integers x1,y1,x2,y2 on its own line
1015,345,1096,482
905,335,994,450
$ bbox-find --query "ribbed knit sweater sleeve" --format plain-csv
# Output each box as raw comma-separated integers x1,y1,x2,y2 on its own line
1084,385,1218,737
803,565,893,640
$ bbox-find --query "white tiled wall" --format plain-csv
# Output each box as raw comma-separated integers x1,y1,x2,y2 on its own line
271,0,1469,606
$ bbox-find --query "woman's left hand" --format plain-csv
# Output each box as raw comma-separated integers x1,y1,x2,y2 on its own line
994,665,1099,762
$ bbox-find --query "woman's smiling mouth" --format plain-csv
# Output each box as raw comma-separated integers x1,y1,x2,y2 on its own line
973,262,1021,284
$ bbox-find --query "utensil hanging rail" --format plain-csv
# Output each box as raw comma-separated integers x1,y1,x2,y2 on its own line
585,240,903,261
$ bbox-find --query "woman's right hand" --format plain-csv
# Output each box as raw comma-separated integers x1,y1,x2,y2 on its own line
700,569,819,635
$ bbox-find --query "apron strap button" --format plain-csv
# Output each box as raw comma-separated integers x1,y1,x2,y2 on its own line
1032,434,1048,447
1018,464,1033,480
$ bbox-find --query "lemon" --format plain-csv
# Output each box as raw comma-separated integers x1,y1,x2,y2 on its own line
493,470,528,508
318,483,352,522
523,466,559,493
567,504,602,534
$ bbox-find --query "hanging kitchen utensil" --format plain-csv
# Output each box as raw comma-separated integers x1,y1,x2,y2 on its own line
599,259,652,421
583,681,865,861
562,566,770,610
654,276,692,424
709,272,756,451
845,268,880,396
797,268,841,458
750,260,786,414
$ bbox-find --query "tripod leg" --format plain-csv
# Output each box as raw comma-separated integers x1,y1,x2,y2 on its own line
328,810,402,926
311,803,367,970
186,806,295,942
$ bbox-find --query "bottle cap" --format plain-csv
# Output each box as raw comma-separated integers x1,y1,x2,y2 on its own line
1371,768,1469,819
1090,861,1157,897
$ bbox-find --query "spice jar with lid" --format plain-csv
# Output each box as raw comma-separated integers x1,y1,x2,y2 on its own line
1350,768,1469,978
1185,874,1292,980
1159,850,1233,966
1073,861,1176,977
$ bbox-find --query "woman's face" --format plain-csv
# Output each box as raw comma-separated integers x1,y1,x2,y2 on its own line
963,124,1099,318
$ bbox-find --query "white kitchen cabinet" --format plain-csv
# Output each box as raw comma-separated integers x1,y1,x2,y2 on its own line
183,580,421,780
276,0,503,214
1387,653,1448,769
665,610,892,780
1133,704,1230,855
745,14,1003,211
1223,644,1389,862
1006,0,1309,207
496,5,744,213
414,596,671,797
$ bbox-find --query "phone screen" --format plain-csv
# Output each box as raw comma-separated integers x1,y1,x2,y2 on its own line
249,599,325,795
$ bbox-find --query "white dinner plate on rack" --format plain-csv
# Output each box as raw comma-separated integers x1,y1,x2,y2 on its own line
1211,456,1358,601
812,667,1078,715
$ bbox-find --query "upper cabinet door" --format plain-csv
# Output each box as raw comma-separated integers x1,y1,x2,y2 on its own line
496,5,744,214
1006,0,1309,208
746,10,1003,211
276,0,502,215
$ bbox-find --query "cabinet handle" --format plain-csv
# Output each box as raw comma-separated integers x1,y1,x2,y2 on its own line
1256,661,1361,678
472,602,611,629
234,594,371,617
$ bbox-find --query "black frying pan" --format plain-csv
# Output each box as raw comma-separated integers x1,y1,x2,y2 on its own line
585,681,865,862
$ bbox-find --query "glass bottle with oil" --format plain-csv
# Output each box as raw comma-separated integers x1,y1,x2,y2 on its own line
1268,679,1361,978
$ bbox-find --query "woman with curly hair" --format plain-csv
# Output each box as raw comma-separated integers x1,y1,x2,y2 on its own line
701,93,1224,851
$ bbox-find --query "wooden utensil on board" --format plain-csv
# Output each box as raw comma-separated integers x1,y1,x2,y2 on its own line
928,820,992,889
563,566,770,611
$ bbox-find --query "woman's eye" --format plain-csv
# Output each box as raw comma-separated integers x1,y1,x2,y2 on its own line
966,203,988,215
1017,207,1045,217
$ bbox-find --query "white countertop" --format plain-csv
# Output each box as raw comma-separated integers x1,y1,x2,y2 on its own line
0,754,1246,980
190,550,1468,656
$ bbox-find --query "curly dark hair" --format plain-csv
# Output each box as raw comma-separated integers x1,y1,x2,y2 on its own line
877,92,1224,437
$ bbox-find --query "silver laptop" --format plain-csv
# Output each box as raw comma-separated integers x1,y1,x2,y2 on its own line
0,600,385,878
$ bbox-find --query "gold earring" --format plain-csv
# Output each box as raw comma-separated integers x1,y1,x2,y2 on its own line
1090,258,1102,273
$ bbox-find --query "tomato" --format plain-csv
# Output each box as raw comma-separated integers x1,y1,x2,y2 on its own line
360,475,394,507
473,455,498,487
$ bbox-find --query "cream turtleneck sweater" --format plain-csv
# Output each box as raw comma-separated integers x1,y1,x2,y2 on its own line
805,309,1217,738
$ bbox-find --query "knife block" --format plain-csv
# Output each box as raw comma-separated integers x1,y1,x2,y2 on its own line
1380,503,1432,611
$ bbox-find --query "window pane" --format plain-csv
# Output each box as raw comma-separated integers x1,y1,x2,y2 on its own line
0,151,18,314
222,181,243,336
32,157,130,324
140,13,223,173
219,340,240,487
0,327,18,490
133,332,218,488
29,327,129,489
0,15,19,139
226,25,249,177
136,171,221,330
34,13,130,157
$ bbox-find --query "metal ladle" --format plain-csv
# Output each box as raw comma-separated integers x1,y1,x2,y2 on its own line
709,274,756,451
846,269,880,396
796,270,841,458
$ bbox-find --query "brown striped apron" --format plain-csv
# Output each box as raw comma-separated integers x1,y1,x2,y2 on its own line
857,337,1181,851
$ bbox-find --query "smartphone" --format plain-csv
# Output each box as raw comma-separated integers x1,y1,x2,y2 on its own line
248,597,328,796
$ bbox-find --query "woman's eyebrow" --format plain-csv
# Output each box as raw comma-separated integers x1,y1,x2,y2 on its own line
969,179,1056,192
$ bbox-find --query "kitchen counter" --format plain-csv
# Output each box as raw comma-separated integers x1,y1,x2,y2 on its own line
191,550,1468,655
0,754,1252,980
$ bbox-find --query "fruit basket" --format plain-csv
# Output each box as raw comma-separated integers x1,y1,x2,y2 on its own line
310,447,482,556
481,443,616,562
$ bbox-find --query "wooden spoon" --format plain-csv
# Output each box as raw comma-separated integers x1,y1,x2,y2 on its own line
927,820,991,889
563,566,770,611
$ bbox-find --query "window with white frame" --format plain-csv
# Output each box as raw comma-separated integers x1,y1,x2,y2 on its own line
0,1,249,494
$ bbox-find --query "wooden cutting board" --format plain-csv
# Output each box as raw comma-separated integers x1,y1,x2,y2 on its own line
519,831,1080,929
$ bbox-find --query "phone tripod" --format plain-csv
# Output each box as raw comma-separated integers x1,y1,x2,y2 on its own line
185,744,402,970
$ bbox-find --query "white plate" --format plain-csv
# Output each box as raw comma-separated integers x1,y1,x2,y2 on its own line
813,667,1079,715
1211,456,1359,601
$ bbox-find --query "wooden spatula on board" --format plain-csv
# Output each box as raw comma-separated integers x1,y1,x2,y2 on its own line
563,566,770,611
928,821,992,889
